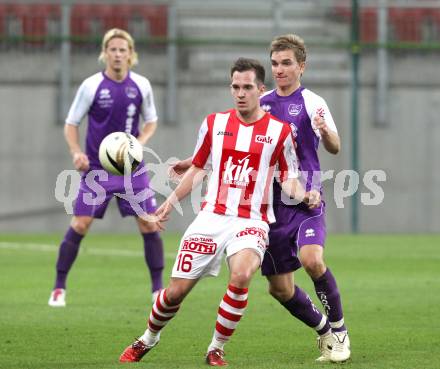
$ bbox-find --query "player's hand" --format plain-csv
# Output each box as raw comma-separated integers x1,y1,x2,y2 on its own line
72,151,90,172
154,200,173,230
303,189,321,209
313,108,330,137
168,160,191,182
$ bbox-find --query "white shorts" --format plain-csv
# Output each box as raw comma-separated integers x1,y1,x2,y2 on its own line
171,211,269,279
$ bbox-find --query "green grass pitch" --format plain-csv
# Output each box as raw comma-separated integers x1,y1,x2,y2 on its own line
0,233,439,369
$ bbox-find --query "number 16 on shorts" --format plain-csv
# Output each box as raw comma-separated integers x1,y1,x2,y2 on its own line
176,253,193,273
171,236,219,279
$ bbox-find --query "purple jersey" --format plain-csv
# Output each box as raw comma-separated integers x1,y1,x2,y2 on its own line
66,71,158,169
260,87,337,203
260,86,336,275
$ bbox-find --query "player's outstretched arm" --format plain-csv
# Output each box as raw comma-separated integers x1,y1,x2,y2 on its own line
155,165,206,230
64,124,89,171
281,178,321,209
168,157,193,182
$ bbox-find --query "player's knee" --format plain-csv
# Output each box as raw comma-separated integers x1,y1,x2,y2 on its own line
268,284,292,302
70,217,92,235
164,286,187,305
302,257,326,278
229,270,253,288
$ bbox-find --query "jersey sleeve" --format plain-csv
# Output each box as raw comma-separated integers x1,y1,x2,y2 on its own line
303,90,338,138
192,117,212,170
312,98,337,137
65,79,95,125
130,72,158,124
140,79,158,124
277,131,299,182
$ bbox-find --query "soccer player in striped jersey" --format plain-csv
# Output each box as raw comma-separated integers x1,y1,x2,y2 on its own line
119,58,324,366
48,29,164,308
260,34,350,362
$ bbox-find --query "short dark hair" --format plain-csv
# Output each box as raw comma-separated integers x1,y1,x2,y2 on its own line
230,57,265,85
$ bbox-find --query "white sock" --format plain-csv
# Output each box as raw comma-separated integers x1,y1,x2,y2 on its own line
208,335,226,352
140,329,160,347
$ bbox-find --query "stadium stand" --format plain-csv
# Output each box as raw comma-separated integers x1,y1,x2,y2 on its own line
332,3,434,43
389,7,425,42
1,2,435,46
0,2,167,45
175,0,350,84
0,4,5,37
431,9,440,40
4,3,60,43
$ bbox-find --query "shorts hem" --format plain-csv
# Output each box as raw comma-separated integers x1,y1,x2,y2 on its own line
297,241,325,248
171,271,218,279
226,244,265,265
73,212,104,219
261,264,302,276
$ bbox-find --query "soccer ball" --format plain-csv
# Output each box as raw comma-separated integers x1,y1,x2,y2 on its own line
98,132,143,175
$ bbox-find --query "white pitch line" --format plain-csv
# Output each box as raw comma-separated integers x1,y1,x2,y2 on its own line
0,241,176,258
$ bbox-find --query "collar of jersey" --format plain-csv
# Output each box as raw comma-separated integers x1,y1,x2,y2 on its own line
101,70,130,84
231,109,269,126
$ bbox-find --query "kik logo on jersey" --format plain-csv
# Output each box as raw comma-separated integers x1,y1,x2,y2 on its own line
221,150,258,188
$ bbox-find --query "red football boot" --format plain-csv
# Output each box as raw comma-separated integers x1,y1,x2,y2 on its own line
206,349,228,366
119,339,155,363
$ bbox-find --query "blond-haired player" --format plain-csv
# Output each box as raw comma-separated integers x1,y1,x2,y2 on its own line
48,28,164,307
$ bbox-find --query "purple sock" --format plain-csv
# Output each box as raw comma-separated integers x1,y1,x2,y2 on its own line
313,268,346,332
281,285,330,335
142,232,164,293
54,227,84,289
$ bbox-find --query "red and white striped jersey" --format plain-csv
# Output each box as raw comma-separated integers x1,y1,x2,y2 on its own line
192,109,298,223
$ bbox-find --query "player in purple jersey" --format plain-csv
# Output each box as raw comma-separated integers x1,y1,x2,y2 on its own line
260,34,350,362
48,29,164,308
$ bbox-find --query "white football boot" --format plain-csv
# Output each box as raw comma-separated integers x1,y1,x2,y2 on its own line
48,288,66,307
316,331,334,362
331,331,351,362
